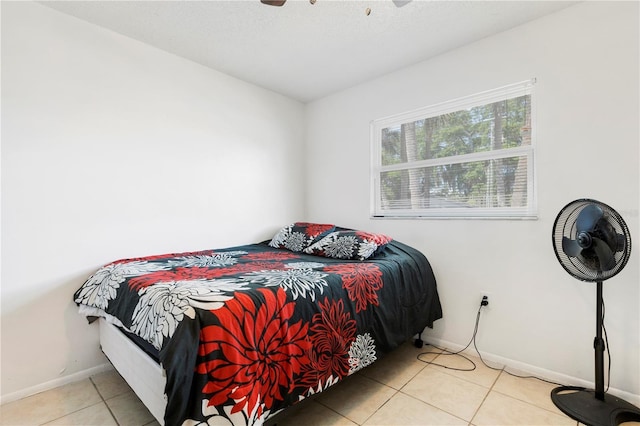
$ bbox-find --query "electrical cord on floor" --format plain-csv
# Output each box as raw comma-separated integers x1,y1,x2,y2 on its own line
416,302,573,387
416,306,482,372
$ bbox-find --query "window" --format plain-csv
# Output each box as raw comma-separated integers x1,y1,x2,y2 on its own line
371,80,536,219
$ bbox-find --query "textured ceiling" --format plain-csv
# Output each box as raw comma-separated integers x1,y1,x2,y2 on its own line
41,0,578,102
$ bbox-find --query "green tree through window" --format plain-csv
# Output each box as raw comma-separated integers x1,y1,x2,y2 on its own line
372,80,536,218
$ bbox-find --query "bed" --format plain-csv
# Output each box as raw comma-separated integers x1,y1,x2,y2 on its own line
74,223,442,426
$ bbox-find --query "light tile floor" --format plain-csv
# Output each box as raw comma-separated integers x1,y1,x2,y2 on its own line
1,342,638,425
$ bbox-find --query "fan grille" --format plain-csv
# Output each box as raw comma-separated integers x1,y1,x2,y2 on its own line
552,199,631,282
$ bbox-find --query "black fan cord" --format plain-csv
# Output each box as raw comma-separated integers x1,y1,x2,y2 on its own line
414,304,592,387
602,297,612,392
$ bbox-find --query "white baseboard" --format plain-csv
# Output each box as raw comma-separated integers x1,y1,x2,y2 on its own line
0,363,114,406
423,336,640,407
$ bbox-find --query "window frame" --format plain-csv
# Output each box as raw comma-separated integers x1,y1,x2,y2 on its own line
370,80,537,220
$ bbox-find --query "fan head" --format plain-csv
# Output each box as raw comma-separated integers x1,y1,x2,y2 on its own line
553,199,631,282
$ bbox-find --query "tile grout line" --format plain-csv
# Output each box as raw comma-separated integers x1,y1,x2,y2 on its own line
361,347,433,390
33,379,113,426
413,349,504,425
89,376,121,426
395,389,470,425
469,365,503,424
355,346,437,425
358,388,399,426
36,400,108,426
419,353,577,425
422,345,561,424
486,381,577,421
312,399,352,424
312,372,398,425
392,356,480,426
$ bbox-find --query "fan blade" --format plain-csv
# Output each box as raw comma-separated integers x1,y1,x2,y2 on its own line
393,0,412,7
591,237,616,271
261,0,286,6
562,237,583,257
576,204,603,233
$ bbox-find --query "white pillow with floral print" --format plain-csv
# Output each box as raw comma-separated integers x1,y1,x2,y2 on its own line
303,230,392,260
269,222,336,252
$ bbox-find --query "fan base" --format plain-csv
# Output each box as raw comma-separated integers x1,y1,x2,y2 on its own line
551,386,640,426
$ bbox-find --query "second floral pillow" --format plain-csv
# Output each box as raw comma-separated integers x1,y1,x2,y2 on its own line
268,222,336,252
304,230,392,260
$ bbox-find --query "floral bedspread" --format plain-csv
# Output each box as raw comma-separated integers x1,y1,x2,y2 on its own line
74,240,441,426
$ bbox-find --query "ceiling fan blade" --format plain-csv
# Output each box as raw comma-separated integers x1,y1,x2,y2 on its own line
562,237,583,257
392,0,412,7
591,237,616,271
576,204,603,233
261,0,286,6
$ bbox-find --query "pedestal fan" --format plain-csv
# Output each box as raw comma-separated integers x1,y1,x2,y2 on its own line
551,199,640,426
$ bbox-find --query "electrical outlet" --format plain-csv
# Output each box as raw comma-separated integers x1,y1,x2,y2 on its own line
480,292,490,308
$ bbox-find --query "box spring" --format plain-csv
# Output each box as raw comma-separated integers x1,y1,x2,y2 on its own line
99,318,167,424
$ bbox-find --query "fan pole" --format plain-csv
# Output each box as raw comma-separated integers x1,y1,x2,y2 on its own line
594,281,605,401
551,199,640,425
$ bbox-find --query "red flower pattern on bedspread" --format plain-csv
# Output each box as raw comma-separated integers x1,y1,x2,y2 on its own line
300,297,357,390
323,263,383,313
300,223,335,238
128,262,286,290
196,287,311,419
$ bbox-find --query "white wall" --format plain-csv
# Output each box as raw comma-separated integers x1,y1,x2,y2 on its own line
3,0,639,405
305,1,639,398
1,1,305,399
